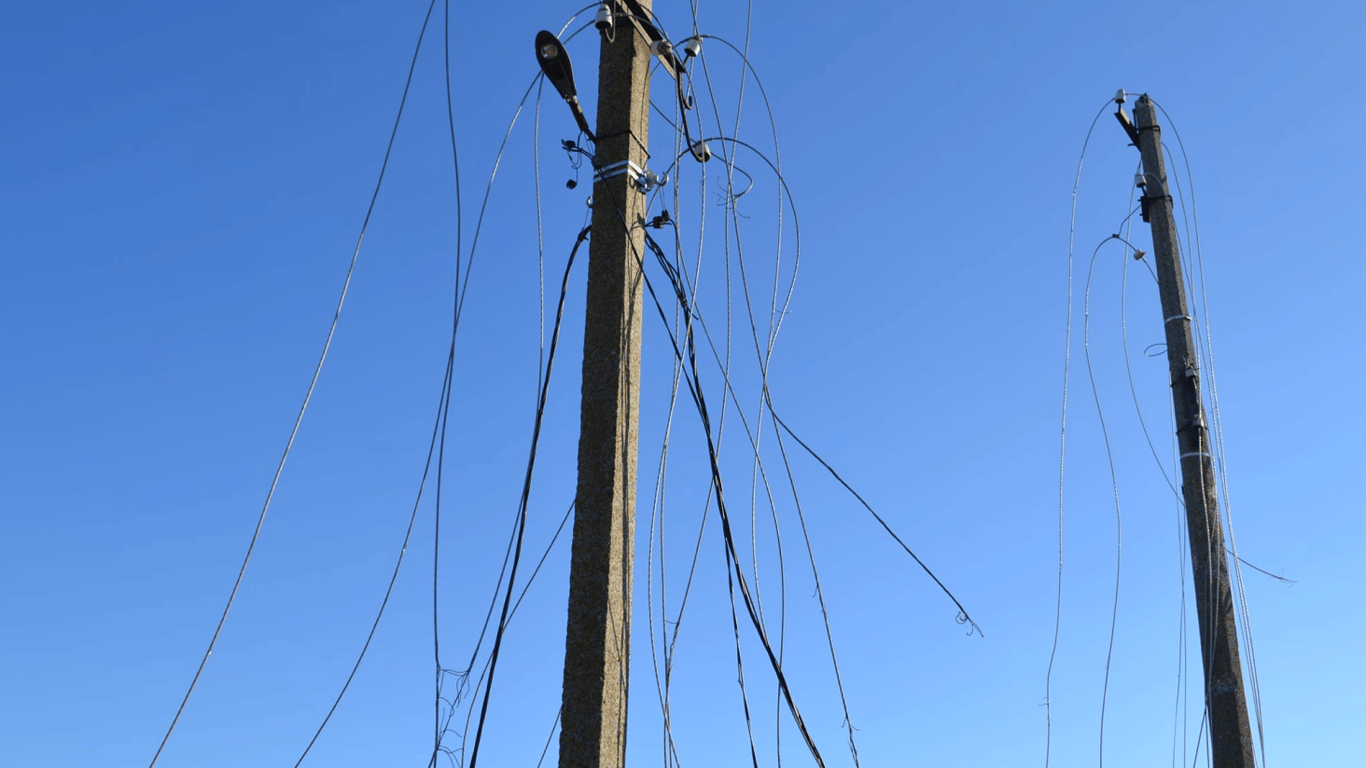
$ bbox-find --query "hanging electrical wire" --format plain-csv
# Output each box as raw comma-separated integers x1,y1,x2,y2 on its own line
640,44,984,754
1057,93,1278,768
143,4,444,765
585,137,831,762
431,0,468,758
1045,94,1115,768
424,18,602,766
1081,233,1132,768
660,144,980,632
1151,98,1268,766
464,225,591,768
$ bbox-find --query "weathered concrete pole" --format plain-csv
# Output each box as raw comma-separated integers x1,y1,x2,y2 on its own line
557,3,652,767
1133,93,1256,768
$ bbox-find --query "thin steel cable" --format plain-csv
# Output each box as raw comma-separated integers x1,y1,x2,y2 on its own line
766,410,861,766
656,224,855,767
656,143,968,636
534,708,563,768
697,28,771,573
675,250,803,767
644,220,698,768
450,498,574,762
692,40,781,702
429,351,458,768
1109,175,1191,768
601,135,781,763
466,225,589,768
694,45,749,648
419,35,589,721
143,4,440,764
636,34,754,759
1116,162,1189,502
1169,404,1189,768
623,199,828,766
688,34,796,360
435,496,575,763
453,17,593,324
643,92,689,766
647,231,803,765
644,34,894,764
509,500,575,617
724,543,764,768
1145,101,1223,762
1191,706,1210,768
430,26,596,706
764,407,981,635
1082,235,1128,768
691,42,744,604
1046,96,1112,768
622,38,814,759
1153,98,1267,765
644,312,686,768
653,283,827,768
656,67,744,768
431,0,467,759
1113,211,1194,766
654,208,714,768
425,61,593,738
534,77,547,391
658,58,799,752
650,173,961,765
291,384,443,767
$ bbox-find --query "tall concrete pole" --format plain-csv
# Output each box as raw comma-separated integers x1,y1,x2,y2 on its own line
557,4,652,767
1132,94,1255,768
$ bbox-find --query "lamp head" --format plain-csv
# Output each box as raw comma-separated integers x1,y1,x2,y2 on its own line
535,30,578,102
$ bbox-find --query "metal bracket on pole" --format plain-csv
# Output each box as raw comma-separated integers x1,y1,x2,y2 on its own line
1115,105,1142,149
593,159,667,193
608,0,683,79
1139,192,1173,223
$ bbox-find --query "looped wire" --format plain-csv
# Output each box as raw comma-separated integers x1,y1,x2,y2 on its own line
955,611,981,637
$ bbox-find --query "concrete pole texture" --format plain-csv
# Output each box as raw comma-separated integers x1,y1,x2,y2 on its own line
557,3,652,768
1134,93,1256,768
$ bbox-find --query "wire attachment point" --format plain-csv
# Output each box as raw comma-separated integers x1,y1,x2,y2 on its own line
593,159,667,193
593,2,612,31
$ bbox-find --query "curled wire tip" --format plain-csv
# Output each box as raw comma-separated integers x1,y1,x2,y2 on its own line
955,611,984,637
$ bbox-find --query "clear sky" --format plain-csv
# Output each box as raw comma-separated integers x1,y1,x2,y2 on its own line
4,1,1364,767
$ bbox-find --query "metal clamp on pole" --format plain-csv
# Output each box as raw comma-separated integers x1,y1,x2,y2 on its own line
593,159,667,193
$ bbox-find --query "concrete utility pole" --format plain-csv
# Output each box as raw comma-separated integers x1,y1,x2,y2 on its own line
1128,94,1256,768
557,3,653,767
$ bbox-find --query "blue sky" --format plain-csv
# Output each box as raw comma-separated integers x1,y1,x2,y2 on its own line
4,1,1364,767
